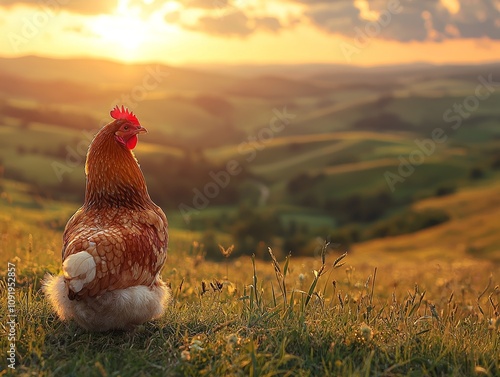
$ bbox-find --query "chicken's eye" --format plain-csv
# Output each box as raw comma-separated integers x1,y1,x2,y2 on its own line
124,125,129,131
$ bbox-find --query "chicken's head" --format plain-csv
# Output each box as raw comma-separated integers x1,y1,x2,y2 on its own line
110,105,148,150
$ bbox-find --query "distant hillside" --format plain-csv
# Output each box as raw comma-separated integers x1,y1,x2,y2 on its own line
0,55,237,92
184,62,438,79
355,183,500,261
226,75,332,98
1,55,500,254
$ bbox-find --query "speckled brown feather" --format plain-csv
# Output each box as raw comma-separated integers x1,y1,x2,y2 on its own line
62,119,168,300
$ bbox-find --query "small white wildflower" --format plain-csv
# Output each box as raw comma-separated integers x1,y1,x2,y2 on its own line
189,339,204,352
180,350,191,361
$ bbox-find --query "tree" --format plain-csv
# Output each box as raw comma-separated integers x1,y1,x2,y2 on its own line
230,206,283,258
469,167,484,180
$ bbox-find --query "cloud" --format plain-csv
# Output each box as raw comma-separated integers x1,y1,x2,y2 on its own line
164,10,181,24
3,0,498,41
292,0,500,41
255,17,281,33
186,10,281,37
452,0,500,39
0,0,119,15
184,0,228,9
303,3,364,33
193,11,253,37
144,0,500,41
297,0,431,41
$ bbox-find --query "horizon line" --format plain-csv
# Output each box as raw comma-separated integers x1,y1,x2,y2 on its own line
1,53,500,69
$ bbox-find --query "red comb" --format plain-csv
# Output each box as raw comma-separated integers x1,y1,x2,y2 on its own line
110,105,140,125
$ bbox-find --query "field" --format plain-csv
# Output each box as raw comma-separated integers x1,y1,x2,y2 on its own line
1,57,500,375
1,180,500,376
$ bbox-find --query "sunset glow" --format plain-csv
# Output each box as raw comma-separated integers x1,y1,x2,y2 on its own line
89,15,148,54
0,0,499,65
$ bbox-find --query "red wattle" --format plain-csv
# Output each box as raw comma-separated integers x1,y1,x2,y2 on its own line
126,135,138,150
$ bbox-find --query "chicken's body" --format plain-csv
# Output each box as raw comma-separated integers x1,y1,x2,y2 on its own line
43,106,170,331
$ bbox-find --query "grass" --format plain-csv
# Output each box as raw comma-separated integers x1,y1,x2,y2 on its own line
1,242,499,376
1,191,499,376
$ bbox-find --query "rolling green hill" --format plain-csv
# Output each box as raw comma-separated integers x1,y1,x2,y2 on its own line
354,182,500,262
1,56,499,256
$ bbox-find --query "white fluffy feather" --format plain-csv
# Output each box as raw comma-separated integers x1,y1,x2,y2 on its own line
42,274,171,331
62,251,97,294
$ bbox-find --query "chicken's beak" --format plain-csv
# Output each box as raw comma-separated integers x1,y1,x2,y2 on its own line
136,126,148,135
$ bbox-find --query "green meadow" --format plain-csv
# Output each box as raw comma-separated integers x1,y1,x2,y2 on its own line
0,179,499,376
1,57,500,375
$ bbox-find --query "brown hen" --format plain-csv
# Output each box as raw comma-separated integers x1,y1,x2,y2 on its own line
43,106,170,331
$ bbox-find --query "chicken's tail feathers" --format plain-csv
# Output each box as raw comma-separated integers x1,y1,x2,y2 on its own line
62,250,97,297
42,274,75,320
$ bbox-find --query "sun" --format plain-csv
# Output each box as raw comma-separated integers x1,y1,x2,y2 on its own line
89,13,149,56
84,0,187,64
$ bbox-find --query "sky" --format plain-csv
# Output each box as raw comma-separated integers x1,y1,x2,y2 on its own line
0,0,499,66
